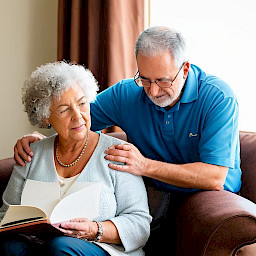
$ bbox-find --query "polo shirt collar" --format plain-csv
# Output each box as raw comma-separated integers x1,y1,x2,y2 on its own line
142,91,154,104
180,66,198,103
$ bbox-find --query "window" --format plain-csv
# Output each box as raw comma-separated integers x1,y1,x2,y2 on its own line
150,0,256,131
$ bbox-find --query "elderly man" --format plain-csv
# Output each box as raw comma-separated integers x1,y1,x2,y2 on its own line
14,26,241,254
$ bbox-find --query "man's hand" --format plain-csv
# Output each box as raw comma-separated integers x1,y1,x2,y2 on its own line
14,132,46,166
104,143,228,191
104,143,149,176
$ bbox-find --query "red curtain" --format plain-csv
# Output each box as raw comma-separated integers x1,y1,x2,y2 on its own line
58,0,145,91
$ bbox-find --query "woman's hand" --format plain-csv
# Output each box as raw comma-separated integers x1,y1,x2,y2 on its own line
58,219,121,244
14,132,46,166
57,218,98,240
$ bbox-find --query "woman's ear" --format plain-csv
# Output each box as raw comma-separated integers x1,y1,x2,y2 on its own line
42,117,51,129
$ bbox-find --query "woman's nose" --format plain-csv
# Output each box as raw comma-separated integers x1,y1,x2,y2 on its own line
71,106,82,120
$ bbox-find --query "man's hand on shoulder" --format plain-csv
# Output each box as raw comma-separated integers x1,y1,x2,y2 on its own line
14,132,46,166
104,143,149,176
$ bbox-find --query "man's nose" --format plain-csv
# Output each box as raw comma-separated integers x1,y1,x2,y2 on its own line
149,82,161,97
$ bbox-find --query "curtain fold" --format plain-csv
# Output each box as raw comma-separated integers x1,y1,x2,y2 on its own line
58,0,145,91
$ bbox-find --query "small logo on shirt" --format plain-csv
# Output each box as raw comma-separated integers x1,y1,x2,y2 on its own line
189,132,198,137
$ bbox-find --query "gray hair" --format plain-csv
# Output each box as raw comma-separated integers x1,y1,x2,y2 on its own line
22,61,99,128
135,26,186,66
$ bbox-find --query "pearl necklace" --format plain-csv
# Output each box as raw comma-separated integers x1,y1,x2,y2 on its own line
56,135,89,168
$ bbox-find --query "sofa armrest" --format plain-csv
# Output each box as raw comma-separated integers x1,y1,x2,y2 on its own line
0,157,15,180
239,131,256,203
0,157,15,203
176,190,256,256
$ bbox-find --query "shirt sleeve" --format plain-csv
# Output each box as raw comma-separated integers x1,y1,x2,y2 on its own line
109,171,152,253
199,96,239,168
90,82,123,131
0,163,30,221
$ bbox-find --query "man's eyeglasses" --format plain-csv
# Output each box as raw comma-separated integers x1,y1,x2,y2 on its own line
134,62,186,88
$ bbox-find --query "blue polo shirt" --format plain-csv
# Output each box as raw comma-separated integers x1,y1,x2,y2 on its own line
90,64,241,193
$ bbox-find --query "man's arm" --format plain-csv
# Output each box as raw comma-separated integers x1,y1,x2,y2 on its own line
104,143,228,191
14,132,46,166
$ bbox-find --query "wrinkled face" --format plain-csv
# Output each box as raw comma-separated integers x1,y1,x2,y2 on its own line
47,84,90,143
136,51,189,108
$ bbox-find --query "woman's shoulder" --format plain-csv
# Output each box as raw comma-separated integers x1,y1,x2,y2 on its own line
99,133,126,147
30,134,56,152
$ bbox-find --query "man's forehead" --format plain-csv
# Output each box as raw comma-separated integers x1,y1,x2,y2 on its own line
136,50,173,59
137,54,177,79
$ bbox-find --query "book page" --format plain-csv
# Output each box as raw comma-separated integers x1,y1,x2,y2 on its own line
64,181,98,196
50,182,102,224
0,205,47,226
21,180,60,217
21,180,102,221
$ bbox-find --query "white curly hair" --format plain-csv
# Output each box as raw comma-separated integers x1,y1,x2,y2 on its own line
22,61,99,128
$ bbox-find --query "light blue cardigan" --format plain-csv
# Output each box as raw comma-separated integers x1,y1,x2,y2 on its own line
0,133,152,255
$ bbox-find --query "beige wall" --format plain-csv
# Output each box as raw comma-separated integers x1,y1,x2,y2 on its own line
0,0,58,158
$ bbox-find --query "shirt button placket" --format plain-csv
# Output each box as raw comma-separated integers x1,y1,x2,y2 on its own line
163,113,174,133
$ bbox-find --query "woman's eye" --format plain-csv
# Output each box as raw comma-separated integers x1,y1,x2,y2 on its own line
60,108,68,114
79,102,87,107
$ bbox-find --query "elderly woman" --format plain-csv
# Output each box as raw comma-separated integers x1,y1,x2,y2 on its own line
0,62,151,256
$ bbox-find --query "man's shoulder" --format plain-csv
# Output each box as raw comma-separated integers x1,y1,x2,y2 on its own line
103,78,136,90
95,78,144,103
112,78,141,94
203,74,236,99
192,64,236,99
118,78,135,86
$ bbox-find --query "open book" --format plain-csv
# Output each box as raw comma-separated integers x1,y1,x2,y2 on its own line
0,180,101,235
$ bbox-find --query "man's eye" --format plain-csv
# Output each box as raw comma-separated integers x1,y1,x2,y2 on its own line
79,102,86,106
158,79,170,83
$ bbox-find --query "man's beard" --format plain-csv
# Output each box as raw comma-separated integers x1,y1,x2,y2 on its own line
147,81,184,108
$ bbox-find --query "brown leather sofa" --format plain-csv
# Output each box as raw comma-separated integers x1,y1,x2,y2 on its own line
1,131,256,255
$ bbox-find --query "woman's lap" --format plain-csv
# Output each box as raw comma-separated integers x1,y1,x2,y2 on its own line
0,235,109,256
45,236,109,256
